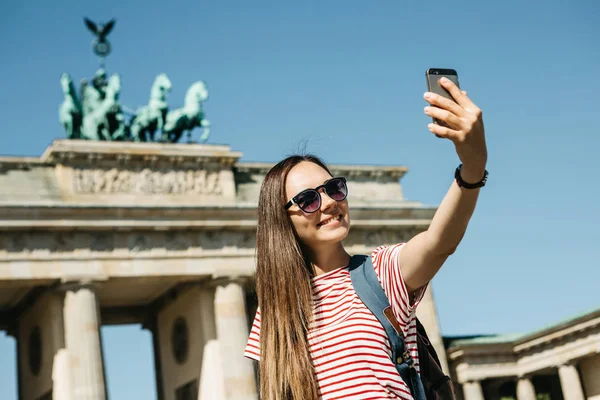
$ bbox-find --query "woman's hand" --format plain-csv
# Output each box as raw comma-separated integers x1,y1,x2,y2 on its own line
424,77,488,182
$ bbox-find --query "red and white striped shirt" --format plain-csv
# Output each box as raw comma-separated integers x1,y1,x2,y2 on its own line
244,243,427,399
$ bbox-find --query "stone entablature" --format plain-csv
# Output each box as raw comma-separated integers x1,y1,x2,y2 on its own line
0,140,435,281
51,140,239,206
0,139,436,309
0,139,420,208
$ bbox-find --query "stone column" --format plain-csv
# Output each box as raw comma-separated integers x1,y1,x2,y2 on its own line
416,285,450,375
214,279,257,400
52,348,72,400
558,363,585,400
462,380,485,400
63,284,107,400
199,339,226,399
516,376,536,400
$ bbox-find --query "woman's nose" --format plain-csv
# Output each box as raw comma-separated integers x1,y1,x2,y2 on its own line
320,190,337,211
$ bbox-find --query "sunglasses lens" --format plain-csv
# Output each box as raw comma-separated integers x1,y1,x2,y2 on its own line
296,190,320,213
326,178,347,201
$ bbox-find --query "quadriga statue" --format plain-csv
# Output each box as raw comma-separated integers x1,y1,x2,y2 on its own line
59,72,210,143
80,73,127,141
58,73,82,139
130,73,172,142
161,81,210,143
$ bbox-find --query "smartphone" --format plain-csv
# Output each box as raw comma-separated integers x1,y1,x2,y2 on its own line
425,68,460,127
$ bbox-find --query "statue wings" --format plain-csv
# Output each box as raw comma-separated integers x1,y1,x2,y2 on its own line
102,20,116,37
84,17,116,38
84,17,98,35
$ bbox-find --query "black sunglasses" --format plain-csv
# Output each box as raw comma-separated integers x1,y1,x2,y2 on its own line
284,177,348,213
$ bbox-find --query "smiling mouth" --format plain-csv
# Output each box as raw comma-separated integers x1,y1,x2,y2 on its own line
317,214,343,227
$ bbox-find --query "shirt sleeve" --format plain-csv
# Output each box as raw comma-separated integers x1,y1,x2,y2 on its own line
244,308,261,361
371,243,428,335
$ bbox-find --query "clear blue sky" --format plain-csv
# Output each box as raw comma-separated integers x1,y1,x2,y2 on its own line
1,0,599,399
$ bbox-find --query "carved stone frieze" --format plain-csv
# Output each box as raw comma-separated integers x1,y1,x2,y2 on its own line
72,168,222,195
0,230,257,257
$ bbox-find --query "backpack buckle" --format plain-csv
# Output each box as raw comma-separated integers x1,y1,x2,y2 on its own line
404,349,415,368
396,349,414,367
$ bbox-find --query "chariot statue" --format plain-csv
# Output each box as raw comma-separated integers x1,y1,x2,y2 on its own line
81,72,126,141
130,74,172,142
58,17,211,144
59,73,82,139
162,81,211,143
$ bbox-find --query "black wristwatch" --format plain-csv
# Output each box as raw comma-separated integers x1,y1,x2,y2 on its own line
455,164,488,189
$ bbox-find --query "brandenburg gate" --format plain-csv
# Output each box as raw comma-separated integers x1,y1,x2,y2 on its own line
0,139,440,400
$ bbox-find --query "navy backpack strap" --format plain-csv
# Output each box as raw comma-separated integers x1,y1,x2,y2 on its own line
349,254,426,400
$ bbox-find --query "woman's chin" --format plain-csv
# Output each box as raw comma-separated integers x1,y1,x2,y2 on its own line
316,224,350,244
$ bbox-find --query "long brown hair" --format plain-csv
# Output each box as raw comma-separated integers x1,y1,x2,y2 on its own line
256,154,332,399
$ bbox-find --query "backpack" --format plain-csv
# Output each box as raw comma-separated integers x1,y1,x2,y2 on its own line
348,254,456,400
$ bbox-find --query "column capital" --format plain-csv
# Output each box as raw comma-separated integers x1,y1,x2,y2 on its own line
56,279,103,293
558,359,579,368
207,275,253,289
516,373,534,380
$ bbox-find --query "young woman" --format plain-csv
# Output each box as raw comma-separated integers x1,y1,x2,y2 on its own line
244,78,488,399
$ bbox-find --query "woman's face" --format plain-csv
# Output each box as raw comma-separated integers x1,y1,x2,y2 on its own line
285,161,350,250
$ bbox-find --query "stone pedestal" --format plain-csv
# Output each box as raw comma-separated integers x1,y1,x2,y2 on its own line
517,377,536,400
214,280,257,400
462,381,485,400
63,285,106,400
558,363,585,400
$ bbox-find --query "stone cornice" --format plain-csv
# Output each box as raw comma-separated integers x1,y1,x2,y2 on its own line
236,162,409,180
1,150,410,180
0,156,46,171
37,139,242,168
447,342,515,360
448,308,600,356
1,140,243,172
514,309,600,349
